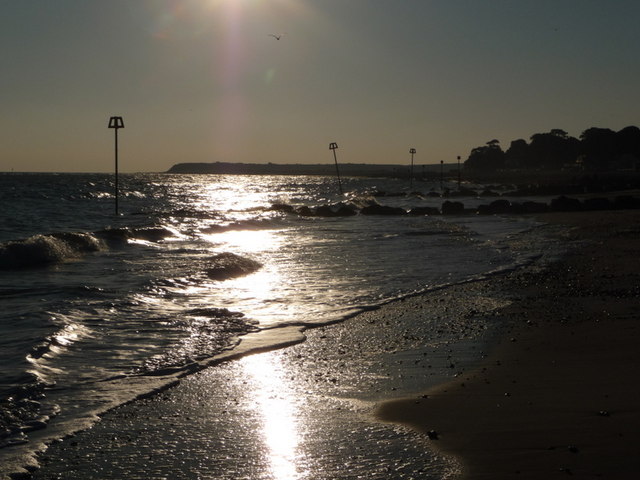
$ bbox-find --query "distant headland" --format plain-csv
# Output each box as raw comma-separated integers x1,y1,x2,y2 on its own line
166,162,449,178
167,125,640,191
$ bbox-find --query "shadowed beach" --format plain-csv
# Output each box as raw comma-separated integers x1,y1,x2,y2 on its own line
378,210,640,479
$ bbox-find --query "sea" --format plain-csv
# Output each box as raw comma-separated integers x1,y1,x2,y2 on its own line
0,172,554,477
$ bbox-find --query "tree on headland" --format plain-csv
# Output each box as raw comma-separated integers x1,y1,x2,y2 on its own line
504,139,531,169
464,139,505,172
616,126,640,157
549,128,569,138
528,129,580,169
579,127,617,170
464,125,640,173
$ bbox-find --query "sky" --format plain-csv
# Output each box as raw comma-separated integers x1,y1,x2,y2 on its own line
2,0,640,173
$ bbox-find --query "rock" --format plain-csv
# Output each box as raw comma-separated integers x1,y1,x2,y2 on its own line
360,204,406,215
476,204,492,215
441,201,465,215
296,206,313,216
520,201,549,214
314,205,334,217
335,205,358,216
205,252,262,280
315,205,357,217
550,196,583,212
408,206,441,216
270,203,294,214
477,199,514,215
427,430,439,440
583,197,611,211
489,199,512,214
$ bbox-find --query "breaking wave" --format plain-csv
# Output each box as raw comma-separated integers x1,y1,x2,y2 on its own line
0,233,104,270
0,227,183,270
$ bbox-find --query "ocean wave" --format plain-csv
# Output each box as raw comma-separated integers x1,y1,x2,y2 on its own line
95,226,180,244
0,370,51,448
133,307,259,376
0,232,104,270
200,218,278,234
27,317,93,362
0,225,182,270
155,208,224,220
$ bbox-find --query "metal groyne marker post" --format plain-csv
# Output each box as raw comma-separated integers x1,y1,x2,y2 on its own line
329,142,343,194
108,116,125,215
409,148,416,189
440,159,444,192
457,155,461,190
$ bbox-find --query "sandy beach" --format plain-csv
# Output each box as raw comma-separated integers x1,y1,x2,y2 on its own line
378,210,640,479
23,209,640,479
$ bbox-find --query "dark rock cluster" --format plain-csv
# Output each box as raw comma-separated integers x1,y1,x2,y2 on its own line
270,194,640,218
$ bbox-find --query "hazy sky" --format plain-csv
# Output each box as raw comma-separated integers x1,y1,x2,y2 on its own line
2,0,640,172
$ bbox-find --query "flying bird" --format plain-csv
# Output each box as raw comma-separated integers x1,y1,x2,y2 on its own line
268,33,286,40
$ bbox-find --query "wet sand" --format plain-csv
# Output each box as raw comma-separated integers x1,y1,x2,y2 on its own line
30,280,502,480
29,258,517,478
377,210,640,479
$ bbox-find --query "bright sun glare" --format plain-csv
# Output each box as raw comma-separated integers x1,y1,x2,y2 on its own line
209,229,280,253
198,227,296,327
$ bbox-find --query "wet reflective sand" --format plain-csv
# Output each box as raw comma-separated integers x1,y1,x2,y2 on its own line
34,280,504,479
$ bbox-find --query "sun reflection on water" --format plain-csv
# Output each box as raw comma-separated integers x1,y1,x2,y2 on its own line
241,352,304,479
197,228,303,326
206,229,281,253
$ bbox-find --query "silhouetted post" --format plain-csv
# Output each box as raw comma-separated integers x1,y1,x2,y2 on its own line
457,155,461,190
409,148,416,189
329,142,342,194
440,160,444,192
108,116,125,215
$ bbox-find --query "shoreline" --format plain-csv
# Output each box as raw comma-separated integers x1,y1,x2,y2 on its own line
377,210,640,479
28,255,524,479
2,252,536,479
15,210,636,479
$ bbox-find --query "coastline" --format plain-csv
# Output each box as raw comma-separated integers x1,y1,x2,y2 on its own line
27,248,529,479
18,209,638,479
30,279,504,479
377,210,640,479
